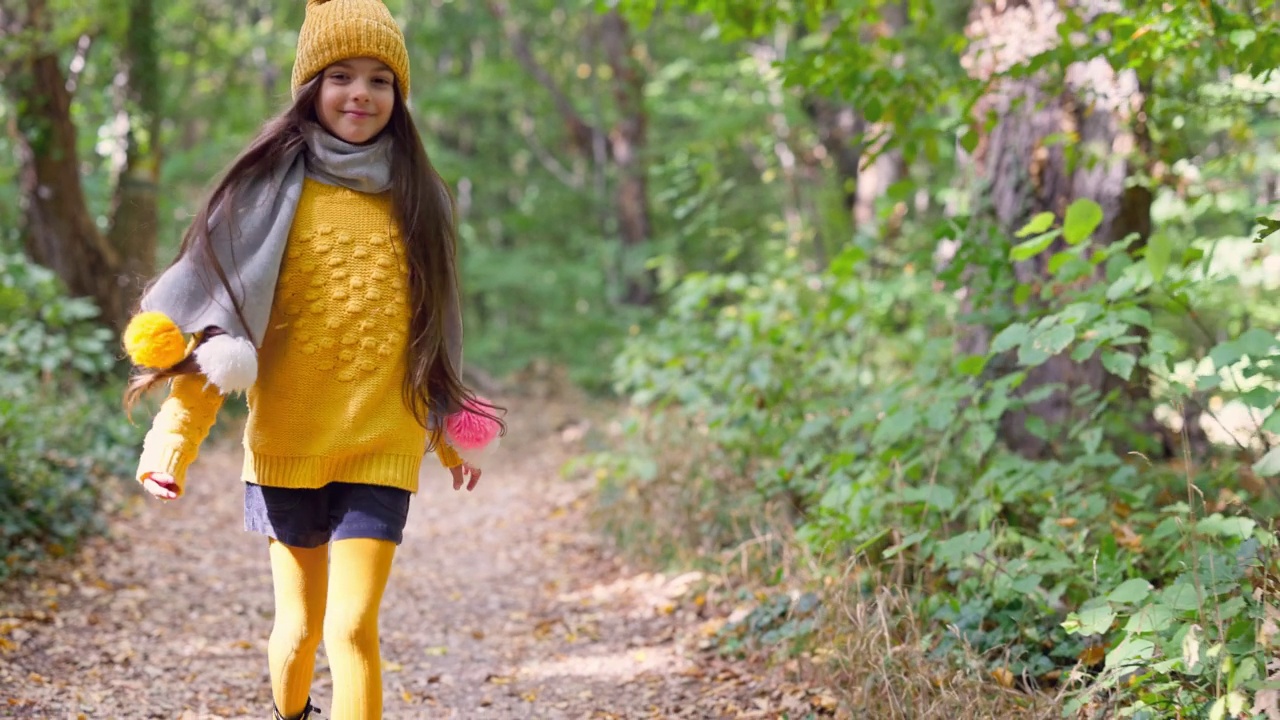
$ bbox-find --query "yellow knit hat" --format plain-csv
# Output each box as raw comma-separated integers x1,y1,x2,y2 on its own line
291,0,410,99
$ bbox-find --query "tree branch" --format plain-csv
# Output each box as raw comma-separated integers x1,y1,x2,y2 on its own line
483,0,598,154
515,109,584,189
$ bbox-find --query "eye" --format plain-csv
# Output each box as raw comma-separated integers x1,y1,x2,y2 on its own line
327,71,349,81
374,77,392,86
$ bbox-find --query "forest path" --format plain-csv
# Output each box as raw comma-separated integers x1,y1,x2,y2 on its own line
1,391,827,719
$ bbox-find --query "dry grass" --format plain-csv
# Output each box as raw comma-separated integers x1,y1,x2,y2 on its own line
819,579,1064,719
584,405,1069,719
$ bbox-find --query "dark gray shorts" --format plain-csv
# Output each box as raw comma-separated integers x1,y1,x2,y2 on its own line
244,482,412,548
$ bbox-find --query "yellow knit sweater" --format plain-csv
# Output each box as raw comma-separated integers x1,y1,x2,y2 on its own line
136,178,462,495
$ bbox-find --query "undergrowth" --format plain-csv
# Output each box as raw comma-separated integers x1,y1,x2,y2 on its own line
584,198,1280,718
0,252,143,582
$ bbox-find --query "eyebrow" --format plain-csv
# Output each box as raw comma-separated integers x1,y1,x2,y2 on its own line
329,60,394,75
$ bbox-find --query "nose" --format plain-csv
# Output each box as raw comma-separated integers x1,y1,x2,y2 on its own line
350,78,370,102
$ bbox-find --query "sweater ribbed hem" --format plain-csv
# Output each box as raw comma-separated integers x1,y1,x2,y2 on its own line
242,451,422,493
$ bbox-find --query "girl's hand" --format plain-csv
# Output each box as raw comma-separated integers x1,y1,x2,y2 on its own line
449,463,482,492
141,472,180,500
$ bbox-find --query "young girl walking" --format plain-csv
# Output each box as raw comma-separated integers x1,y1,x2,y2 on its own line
121,1,503,717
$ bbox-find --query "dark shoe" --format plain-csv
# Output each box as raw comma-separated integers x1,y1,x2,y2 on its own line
274,697,320,720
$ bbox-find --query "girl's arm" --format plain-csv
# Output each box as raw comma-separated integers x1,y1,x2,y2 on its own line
434,437,463,469
135,373,226,496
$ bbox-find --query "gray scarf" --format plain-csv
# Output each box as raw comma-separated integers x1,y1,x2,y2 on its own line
140,124,462,396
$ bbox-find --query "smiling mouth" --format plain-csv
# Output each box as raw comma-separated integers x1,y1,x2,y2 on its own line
344,111,373,118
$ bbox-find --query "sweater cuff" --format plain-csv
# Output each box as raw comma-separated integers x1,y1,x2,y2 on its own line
136,444,196,495
435,441,463,469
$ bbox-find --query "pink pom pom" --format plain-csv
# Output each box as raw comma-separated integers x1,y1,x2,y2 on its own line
445,396,501,451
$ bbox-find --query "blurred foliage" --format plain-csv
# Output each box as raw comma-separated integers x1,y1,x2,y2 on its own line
0,248,142,580
4,0,1280,714
585,0,1280,716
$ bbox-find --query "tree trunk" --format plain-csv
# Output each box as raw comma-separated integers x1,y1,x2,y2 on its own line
961,0,1153,457
108,0,162,309
484,1,655,306
802,96,864,222
1,0,159,332
597,11,653,305
9,50,129,327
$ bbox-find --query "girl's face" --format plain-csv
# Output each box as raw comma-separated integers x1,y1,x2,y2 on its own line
315,58,396,144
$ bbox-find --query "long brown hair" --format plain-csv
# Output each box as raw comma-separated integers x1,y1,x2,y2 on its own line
126,75,505,442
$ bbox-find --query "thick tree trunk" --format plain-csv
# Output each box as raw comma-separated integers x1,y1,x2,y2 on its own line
9,51,128,327
2,0,158,332
961,0,1153,457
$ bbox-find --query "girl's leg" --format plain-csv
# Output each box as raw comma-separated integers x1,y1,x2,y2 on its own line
267,539,329,718
324,537,397,720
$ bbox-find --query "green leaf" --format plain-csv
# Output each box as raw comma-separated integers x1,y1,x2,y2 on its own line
1074,603,1115,635
1101,350,1136,380
1011,573,1042,594
1204,330,1277,369
933,530,991,568
1237,328,1279,359
1106,273,1137,301
1108,579,1152,604
1146,233,1171,281
872,409,918,446
991,323,1030,354
1018,324,1075,366
1024,415,1048,439
1105,636,1156,670
1063,199,1104,245
1016,212,1056,238
900,484,957,512
956,354,988,377
1255,216,1280,243
960,127,980,154
1229,28,1257,50
1124,604,1175,633
1010,230,1062,261
1197,514,1257,540
1163,583,1201,611
883,530,929,559
1254,447,1280,478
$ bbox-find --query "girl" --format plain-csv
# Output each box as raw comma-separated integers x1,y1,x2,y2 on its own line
121,1,503,718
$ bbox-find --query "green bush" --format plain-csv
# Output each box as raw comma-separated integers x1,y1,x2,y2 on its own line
592,200,1280,717
0,252,142,581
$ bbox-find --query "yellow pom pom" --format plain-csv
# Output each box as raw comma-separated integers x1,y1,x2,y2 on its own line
123,311,187,369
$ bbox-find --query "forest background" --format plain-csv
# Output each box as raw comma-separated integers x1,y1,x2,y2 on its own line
3,0,1280,716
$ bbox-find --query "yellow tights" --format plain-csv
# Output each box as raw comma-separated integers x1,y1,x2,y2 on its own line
267,538,396,720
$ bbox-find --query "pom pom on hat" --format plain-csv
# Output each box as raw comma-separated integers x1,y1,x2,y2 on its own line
193,334,258,394
123,311,188,369
445,396,502,466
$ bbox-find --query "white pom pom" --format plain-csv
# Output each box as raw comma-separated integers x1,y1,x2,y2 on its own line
452,435,500,467
194,335,258,394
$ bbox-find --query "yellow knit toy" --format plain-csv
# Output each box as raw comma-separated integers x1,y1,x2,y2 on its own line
123,311,187,369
